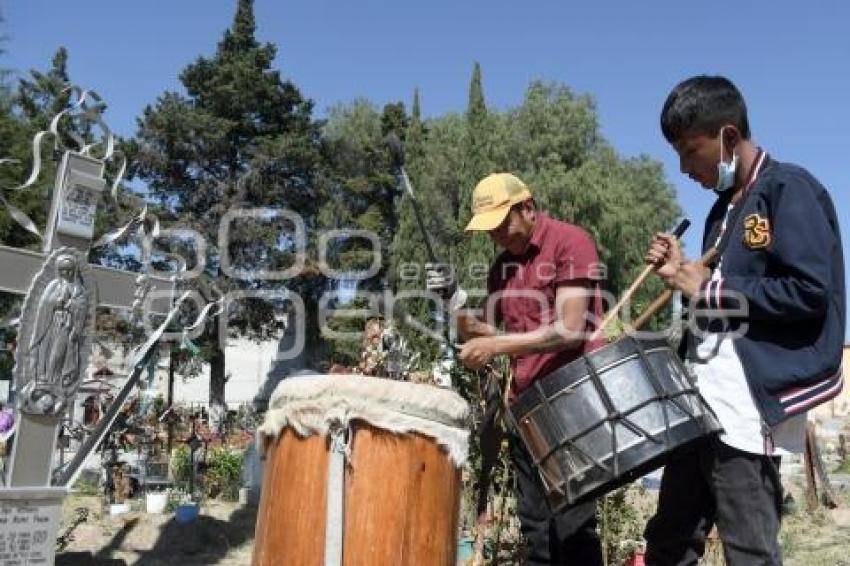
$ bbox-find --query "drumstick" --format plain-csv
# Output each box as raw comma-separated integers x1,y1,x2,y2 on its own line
631,246,719,331
593,219,690,340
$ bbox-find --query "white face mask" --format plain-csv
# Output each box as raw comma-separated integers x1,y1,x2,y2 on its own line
715,126,738,192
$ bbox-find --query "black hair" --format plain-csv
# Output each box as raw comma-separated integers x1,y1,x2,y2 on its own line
510,198,535,213
660,75,751,144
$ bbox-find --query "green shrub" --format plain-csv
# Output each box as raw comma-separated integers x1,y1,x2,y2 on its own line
205,447,243,501
170,445,192,483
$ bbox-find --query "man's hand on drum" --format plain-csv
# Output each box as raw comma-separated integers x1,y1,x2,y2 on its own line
458,337,496,371
645,233,710,297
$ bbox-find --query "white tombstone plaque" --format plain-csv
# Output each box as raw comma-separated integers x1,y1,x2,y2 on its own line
0,487,64,566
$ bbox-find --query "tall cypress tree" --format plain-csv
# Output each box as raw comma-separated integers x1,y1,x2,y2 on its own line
130,0,321,404
408,89,424,154
457,62,496,294
459,62,487,219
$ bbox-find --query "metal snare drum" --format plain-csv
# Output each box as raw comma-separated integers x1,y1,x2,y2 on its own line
510,336,720,511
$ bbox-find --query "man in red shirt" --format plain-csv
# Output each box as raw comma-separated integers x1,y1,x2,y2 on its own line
429,173,605,565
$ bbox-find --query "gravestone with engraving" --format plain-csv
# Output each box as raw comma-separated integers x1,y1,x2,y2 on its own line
0,487,64,564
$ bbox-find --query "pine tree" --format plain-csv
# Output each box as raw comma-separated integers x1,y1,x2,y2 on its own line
0,34,27,379
17,48,71,130
389,107,469,361
458,62,487,227
130,0,322,404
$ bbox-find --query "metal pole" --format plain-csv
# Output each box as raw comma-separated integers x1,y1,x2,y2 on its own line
386,133,457,368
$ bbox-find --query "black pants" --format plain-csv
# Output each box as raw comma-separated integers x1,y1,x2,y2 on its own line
511,435,603,566
644,436,783,566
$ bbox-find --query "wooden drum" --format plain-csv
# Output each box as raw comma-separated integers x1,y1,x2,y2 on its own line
252,374,470,566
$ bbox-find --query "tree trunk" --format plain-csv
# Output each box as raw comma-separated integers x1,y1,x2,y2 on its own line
209,344,226,406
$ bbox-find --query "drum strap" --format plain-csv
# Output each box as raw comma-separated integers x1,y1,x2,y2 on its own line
325,424,350,566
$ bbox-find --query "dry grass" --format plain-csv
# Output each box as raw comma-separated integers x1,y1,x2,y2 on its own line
693,481,850,566
778,483,850,566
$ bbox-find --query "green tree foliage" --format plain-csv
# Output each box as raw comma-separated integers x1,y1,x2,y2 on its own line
320,100,403,280
390,90,456,274
129,0,322,404
1,46,125,256
317,100,409,365
0,79,30,248
386,107,468,365
17,47,72,132
389,89,436,293
501,81,678,316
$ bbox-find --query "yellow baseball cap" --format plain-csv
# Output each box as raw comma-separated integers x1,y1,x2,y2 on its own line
464,173,533,231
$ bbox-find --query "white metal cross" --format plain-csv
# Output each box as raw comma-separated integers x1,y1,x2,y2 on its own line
2,151,171,487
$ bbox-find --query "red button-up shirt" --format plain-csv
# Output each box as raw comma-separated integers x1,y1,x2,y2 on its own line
486,213,605,394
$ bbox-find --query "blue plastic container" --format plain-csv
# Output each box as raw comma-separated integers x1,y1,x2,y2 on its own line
457,536,474,563
175,502,199,524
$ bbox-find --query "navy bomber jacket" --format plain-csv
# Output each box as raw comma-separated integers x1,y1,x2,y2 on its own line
689,152,845,427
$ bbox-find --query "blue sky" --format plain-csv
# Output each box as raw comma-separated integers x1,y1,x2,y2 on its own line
3,0,849,334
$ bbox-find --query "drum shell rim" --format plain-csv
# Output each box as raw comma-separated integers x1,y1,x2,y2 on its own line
511,336,682,420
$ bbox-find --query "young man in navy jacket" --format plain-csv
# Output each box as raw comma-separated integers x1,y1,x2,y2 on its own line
644,75,845,565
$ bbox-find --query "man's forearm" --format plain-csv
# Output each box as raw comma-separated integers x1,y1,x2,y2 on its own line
489,323,585,357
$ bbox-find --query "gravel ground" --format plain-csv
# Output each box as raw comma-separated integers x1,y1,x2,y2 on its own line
55,496,256,566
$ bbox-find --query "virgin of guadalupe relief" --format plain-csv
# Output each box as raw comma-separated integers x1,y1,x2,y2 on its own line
13,248,97,416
